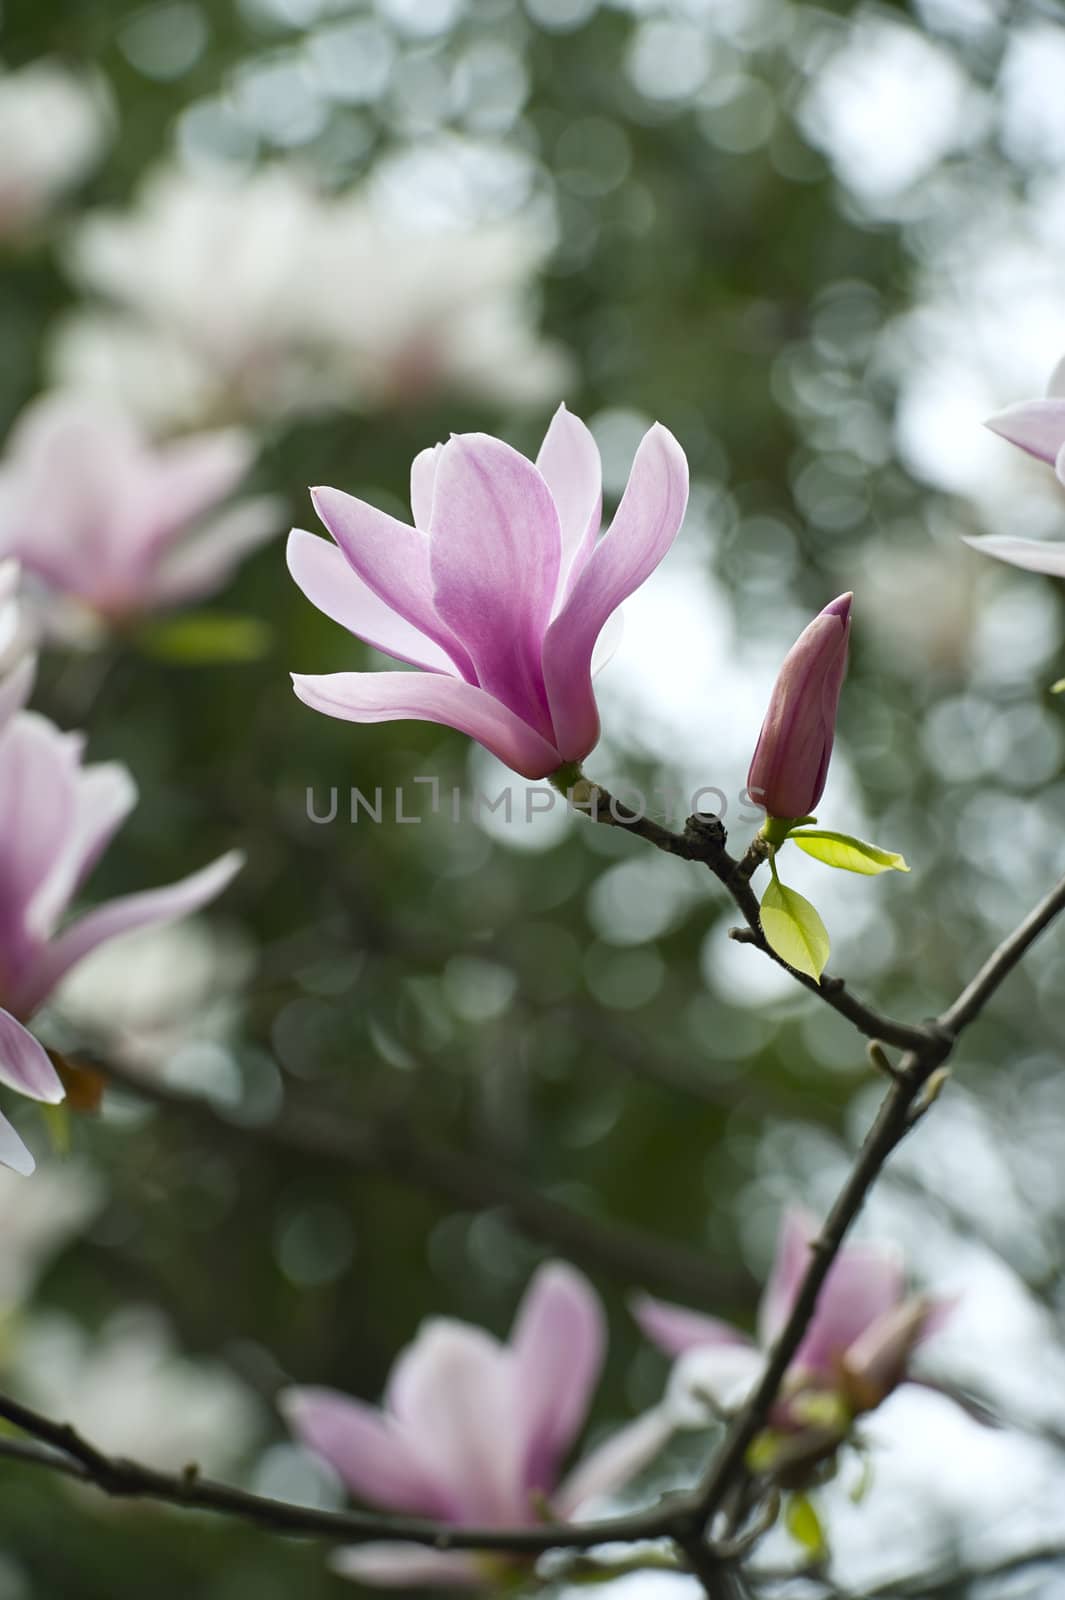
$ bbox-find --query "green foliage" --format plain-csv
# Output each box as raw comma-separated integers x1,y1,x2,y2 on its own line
760,875,831,981
784,1492,827,1557
789,830,909,875
135,612,274,665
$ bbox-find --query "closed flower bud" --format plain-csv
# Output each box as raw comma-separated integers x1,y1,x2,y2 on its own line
747,594,852,822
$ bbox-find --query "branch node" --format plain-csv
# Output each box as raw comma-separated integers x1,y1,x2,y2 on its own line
907,1067,952,1125
736,835,771,883
867,1041,904,1082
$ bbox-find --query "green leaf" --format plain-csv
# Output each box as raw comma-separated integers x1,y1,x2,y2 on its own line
760,877,831,981
1052,679,1065,695
789,830,909,875
785,1493,826,1556
136,612,273,666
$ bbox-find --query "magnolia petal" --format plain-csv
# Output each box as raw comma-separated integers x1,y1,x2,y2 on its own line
542,423,688,762
0,654,36,733
287,530,456,673
984,398,1065,465
841,1296,938,1410
758,1207,817,1347
591,610,623,677
291,671,562,780
555,1407,672,1518
794,1245,906,1381
312,486,474,680
511,1262,605,1495
151,495,281,609
384,1319,520,1524
16,850,244,1016
279,1387,455,1518
331,1546,481,1588
0,1106,35,1176
631,1292,751,1359
962,534,1065,578
429,433,561,734
410,444,443,532
535,405,602,606
0,712,79,930
0,1009,64,1104
147,428,257,551
27,761,137,941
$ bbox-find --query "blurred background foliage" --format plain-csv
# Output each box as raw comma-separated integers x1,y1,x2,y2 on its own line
4,0,1065,1594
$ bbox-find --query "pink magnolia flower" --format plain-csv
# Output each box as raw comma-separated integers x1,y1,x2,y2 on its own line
966,357,1065,576
282,1262,672,1588
747,594,852,822
0,707,242,1175
634,1209,946,1445
0,393,279,623
287,405,689,779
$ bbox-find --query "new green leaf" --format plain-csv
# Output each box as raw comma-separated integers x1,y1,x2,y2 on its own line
760,877,831,981
785,1493,826,1557
789,829,909,876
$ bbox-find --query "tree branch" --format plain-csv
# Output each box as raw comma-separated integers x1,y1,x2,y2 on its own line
92,1057,750,1308
14,794,1061,1589
0,1389,684,1554
683,866,1065,1534
563,782,929,1053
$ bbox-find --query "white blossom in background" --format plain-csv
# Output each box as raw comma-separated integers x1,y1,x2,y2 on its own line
12,1307,263,1475
0,1160,101,1315
52,164,570,427
52,916,254,1076
0,60,108,242
314,196,572,410
57,166,337,426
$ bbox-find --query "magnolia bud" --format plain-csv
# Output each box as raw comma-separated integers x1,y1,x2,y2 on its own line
747,594,852,823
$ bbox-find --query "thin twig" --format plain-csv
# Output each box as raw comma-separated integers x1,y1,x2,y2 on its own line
563,781,1065,1541
93,1057,748,1307
0,1391,684,1555
4,799,1059,1587
566,783,929,1053
684,867,1065,1534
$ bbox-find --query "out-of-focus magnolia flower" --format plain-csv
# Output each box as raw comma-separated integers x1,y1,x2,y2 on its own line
0,1158,101,1314
60,167,337,427
53,915,253,1076
635,1209,947,1475
313,202,572,412
0,393,278,623
0,708,242,1174
967,357,1065,576
282,1262,672,1587
12,1307,263,1474
55,166,571,427
747,594,852,823
0,61,107,242
0,560,36,725
288,406,689,778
